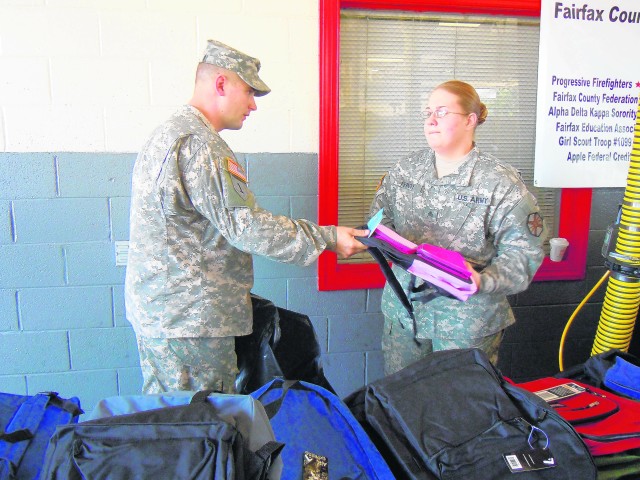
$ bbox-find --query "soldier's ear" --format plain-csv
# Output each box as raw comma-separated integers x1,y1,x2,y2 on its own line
466,112,478,129
215,74,227,96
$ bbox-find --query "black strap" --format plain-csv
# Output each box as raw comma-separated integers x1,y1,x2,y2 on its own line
0,429,33,443
0,392,82,444
190,389,222,404
45,392,84,417
261,380,303,419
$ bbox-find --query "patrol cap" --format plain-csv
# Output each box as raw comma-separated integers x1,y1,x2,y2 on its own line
201,39,271,97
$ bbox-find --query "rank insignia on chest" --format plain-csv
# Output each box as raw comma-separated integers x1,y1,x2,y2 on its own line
225,156,247,183
527,212,544,237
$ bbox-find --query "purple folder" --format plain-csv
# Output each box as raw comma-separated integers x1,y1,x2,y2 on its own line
371,223,477,301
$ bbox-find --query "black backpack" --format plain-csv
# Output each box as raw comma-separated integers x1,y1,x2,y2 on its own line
41,391,283,480
345,348,598,480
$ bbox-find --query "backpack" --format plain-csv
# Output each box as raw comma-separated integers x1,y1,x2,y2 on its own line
345,348,597,480
0,391,82,480
251,379,395,480
556,348,640,399
235,294,335,395
41,391,283,480
517,377,640,457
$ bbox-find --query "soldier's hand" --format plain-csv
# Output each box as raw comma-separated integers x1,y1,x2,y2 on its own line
465,261,482,291
335,226,370,259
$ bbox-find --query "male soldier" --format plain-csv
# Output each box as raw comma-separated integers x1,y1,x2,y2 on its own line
125,39,368,394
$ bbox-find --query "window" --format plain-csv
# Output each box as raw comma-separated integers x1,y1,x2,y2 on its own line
318,0,592,290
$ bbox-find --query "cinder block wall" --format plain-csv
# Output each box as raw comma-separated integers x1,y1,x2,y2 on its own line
0,151,387,413
0,150,629,414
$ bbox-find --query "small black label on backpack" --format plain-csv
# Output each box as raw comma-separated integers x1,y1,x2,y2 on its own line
503,447,556,473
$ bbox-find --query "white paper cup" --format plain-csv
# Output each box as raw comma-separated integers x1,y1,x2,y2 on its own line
549,237,569,262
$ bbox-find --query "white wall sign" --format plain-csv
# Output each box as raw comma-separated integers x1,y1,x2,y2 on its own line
534,0,640,187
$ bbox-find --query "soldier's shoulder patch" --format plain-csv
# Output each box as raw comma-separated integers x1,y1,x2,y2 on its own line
376,174,386,191
527,212,544,237
224,156,247,183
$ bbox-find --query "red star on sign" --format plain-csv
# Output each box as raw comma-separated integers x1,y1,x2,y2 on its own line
636,81,640,88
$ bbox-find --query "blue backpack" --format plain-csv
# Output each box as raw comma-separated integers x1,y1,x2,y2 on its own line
0,391,82,479
252,379,394,479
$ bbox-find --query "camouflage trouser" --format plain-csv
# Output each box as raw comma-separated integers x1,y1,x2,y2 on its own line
136,336,238,394
382,315,505,376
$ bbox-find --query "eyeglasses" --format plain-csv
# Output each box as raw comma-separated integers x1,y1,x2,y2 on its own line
421,107,469,119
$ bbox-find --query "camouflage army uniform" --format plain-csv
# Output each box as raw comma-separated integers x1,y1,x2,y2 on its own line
370,146,545,374
125,105,336,393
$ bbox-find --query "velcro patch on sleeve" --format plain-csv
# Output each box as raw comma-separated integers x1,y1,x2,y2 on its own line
225,156,247,182
527,212,544,237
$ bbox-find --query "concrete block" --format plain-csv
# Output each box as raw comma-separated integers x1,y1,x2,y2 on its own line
590,188,623,230
0,58,50,105
0,289,18,331
65,242,126,286
70,327,139,370
4,106,105,152
0,331,70,374
163,0,240,14
13,198,110,243
290,195,318,223
322,351,365,399
57,153,135,198
52,58,148,107
242,0,315,18
0,244,65,288
0,153,56,199
509,304,575,343
254,195,289,216
113,285,127,327
219,104,291,153
20,286,113,331
110,197,131,240
516,277,587,307
0,200,12,244
287,277,366,316
507,340,561,382
0,375,26,395
366,288,383,313
99,10,196,59
0,8,48,55
0,114,4,152
253,255,315,280
328,313,383,353
365,350,385,384
246,154,318,196
117,367,143,396
149,57,195,106
309,316,328,354
43,9,101,56
104,105,175,152
252,278,287,308
27,370,118,420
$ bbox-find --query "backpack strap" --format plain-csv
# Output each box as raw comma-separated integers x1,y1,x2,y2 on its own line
0,392,80,443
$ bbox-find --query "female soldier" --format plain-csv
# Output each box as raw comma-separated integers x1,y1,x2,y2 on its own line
371,80,546,375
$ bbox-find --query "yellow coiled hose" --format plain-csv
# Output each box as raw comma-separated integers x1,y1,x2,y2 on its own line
591,97,640,356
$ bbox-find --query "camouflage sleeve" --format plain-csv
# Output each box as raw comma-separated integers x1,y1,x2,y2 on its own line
183,141,336,266
478,190,546,295
369,173,396,229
